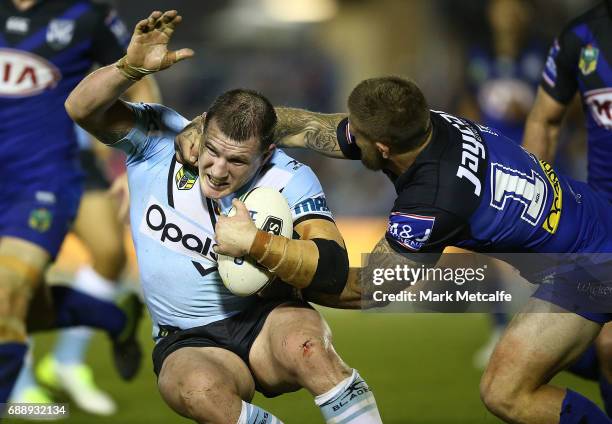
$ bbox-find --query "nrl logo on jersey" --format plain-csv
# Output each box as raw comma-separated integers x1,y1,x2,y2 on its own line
579,44,599,76
175,166,197,190
46,19,75,50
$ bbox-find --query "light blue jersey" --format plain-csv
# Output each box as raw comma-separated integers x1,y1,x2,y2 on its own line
113,103,333,340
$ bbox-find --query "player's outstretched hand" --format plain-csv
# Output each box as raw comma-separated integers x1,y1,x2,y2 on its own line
214,199,258,257
126,10,194,72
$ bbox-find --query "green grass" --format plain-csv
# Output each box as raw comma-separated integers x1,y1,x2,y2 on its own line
7,310,602,423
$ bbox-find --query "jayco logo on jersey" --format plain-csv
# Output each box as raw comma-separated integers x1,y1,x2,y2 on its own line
139,197,217,263
386,212,435,251
585,88,612,130
46,19,75,50
0,49,61,97
435,111,485,196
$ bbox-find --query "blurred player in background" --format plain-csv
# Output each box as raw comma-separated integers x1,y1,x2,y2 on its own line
24,93,159,416
456,0,547,368
0,0,146,409
523,0,612,416
459,0,543,142
65,10,383,424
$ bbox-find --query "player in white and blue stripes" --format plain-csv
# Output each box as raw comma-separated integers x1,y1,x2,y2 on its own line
65,10,382,424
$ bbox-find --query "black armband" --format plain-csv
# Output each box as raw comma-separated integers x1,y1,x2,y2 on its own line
304,238,349,295
336,118,362,160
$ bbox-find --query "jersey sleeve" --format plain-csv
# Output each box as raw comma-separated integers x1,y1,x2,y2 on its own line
385,204,468,260
112,102,190,164
540,25,580,104
281,165,334,225
336,118,362,160
89,4,130,65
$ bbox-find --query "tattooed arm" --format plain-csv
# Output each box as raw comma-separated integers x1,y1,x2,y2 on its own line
304,236,423,309
273,107,348,159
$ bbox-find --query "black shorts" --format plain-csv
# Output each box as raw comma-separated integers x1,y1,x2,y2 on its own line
79,150,110,191
152,298,312,395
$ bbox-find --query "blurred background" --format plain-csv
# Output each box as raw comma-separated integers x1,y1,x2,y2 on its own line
103,0,594,216
15,0,604,423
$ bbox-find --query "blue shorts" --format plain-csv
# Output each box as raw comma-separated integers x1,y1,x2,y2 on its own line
0,184,82,258
531,261,612,325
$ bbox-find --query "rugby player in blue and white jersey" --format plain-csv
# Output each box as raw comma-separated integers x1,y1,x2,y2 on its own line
200,76,612,423
523,3,612,414
0,0,147,404
65,10,382,424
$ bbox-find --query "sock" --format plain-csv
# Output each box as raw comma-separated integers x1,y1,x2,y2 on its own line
559,389,611,423
491,312,509,328
50,285,125,338
315,369,382,424
0,343,27,403
600,374,612,417
237,401,283,424
54,267,118,365
567,345,599,381
11,340,37,399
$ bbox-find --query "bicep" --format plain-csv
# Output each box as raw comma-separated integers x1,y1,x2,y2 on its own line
77,99,135,145
529,87,567,125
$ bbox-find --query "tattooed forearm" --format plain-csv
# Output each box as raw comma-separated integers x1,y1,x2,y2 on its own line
274,107,347,158
305,237,420,309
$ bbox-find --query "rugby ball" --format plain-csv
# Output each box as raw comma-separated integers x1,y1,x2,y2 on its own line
217,187,293,296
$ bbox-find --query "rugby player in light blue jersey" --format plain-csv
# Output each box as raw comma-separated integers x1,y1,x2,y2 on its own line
65,10,382,424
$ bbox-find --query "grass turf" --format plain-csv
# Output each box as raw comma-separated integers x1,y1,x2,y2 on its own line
6,309,602,423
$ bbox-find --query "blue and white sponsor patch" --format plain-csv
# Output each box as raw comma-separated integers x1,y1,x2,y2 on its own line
543,39,560,87
386,212,435,251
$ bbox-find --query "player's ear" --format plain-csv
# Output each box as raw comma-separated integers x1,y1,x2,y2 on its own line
375,142,390,159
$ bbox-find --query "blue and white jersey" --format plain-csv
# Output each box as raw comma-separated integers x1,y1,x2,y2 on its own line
540,3,612,201
114,103,333,340
336,110,612,258
0,0,129,194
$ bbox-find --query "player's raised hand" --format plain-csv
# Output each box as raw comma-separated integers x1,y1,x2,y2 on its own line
214,199,258,257
126,10,194,72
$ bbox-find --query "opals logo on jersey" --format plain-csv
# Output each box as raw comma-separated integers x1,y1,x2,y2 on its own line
386,213,435,251
139,196,217,263
0,49,61,97
579,44,599,76
46,19,75,50
175,166,197,190
585,88,612,130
